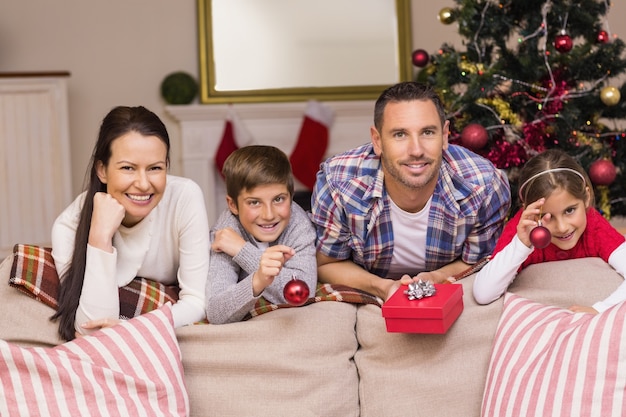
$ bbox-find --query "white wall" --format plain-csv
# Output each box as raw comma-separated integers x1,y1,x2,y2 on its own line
1,0,624,196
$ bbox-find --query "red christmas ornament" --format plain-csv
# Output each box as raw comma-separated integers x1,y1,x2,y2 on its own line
530,225,551,249
597,30,609,44
554,33,573,53
460,123,489,150
283,277,310,306
411,49,430,68
589,159,617,186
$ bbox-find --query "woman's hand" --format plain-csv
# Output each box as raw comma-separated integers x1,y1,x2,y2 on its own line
517,198,549,248
89,192,125,252
80,317,122,332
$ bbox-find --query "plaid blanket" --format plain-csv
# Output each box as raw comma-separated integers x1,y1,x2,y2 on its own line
9,244,488,322
245,283,382,320
9,244,179,320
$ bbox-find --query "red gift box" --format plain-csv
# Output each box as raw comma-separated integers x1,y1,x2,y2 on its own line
382,283,464,334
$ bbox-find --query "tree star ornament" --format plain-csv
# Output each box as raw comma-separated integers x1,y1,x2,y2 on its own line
600,86,621,106
283,276,310,306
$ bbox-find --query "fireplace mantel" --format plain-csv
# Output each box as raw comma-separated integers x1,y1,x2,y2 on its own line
166,101,374,225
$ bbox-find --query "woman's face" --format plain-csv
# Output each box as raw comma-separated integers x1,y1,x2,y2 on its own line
96,131,168,227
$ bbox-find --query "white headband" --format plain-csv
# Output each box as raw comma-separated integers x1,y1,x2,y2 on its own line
518,167,586,203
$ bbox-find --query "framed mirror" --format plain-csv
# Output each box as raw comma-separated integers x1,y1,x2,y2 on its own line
197,0,413,103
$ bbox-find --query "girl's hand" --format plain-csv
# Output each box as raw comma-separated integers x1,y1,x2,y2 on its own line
569,305,599,314
212,227,246,257
89,192,125,251
252,245,295,296
517,198,549,247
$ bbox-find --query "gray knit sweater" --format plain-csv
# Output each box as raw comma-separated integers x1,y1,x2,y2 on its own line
205,202,317,324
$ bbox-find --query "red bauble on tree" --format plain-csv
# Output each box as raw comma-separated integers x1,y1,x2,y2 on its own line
597,30,610,44
460,123,489,150
554,33,573,53
411,49,430,67
589,159,617,186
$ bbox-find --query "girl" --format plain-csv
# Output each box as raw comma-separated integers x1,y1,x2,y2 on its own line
51,106,210,340
473,149,626,313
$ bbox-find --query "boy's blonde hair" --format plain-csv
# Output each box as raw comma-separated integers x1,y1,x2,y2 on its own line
222,145,295,204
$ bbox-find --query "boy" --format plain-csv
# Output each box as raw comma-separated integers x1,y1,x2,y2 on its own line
205,145,317,324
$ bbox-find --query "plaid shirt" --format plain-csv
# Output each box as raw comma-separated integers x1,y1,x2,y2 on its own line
311,143,511,277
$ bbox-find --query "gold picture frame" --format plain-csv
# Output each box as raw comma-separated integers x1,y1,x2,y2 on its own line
197,0,413,103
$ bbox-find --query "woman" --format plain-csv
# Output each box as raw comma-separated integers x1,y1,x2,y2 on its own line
51,106,210,340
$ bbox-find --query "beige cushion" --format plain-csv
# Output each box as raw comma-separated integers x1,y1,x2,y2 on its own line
0,255,63,347
177,301,360,417
355,258,624,417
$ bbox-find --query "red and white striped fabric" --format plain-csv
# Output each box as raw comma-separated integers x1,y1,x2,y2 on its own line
0,303,188,417
482,293,626,417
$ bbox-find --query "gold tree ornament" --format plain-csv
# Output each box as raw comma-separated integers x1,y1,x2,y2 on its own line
438,7,455,25
600,86,621,106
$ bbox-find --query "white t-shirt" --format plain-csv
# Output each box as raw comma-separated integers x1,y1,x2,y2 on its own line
386,196,431,279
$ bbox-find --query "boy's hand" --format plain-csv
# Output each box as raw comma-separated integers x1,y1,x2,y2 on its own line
252,245,295,296
212,227,246,257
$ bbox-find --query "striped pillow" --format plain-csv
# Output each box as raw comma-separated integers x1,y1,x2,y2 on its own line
482,293,626,417
0,303,188,416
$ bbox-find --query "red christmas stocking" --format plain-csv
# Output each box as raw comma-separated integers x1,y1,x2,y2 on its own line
289,100,334,190
214,106,254,178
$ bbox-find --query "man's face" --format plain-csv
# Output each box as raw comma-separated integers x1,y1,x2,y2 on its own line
371,100,449,196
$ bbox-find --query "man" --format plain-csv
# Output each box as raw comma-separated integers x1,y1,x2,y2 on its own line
310,82,511,301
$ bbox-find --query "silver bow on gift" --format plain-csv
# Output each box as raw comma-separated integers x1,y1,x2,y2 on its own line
404,279,436,300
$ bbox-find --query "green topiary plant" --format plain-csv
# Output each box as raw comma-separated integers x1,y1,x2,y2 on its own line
160,71,198,105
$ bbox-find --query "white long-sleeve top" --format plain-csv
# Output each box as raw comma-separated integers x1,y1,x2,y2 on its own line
52,175,210,333
474,236,626,312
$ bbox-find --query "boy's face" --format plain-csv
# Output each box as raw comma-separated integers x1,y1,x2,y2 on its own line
227,183,292,242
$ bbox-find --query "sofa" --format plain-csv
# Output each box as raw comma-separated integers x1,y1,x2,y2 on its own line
1,251,625,416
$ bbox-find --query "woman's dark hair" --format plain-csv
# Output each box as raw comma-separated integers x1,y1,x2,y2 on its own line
51,106,170,341
373,81,447,131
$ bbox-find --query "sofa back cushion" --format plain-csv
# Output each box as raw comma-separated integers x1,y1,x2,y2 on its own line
354,257,624,417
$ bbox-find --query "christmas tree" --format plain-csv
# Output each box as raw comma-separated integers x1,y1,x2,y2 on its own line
414,0,626,217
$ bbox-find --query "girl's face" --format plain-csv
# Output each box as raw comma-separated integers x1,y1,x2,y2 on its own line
96,131,168,227
227,183,291,243
540,187,590,251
